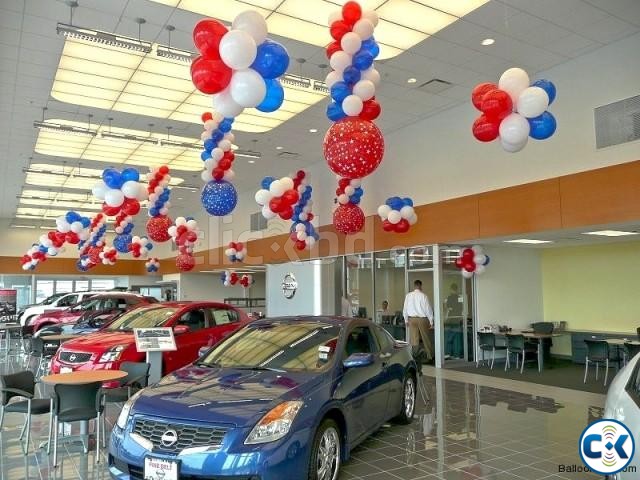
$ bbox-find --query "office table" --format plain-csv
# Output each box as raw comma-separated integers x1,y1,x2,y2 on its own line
494,330,565,372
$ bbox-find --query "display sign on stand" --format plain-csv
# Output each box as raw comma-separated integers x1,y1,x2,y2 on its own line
0,289,17,320
134,328,177,384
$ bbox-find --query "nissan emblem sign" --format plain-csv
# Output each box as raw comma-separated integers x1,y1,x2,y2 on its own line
282,273,297,299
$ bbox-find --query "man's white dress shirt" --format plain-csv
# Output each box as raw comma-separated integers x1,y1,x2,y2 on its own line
403,289,434,325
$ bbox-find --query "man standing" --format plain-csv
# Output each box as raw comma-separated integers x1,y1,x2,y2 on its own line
403,280,434,365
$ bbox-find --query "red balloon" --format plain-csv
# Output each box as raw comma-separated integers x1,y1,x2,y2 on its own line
471,82,497,110
463,262,476,273
462,248,474,259
193,18,227,59
330,20,351,41
280,207,294,220
326,40,342,59
382,220,394,232
47,231,56,240
176,253,196,272
159,165,170,175
333,203,365,235
201,112,213,123
472,114,500,142
213,168,224,181
102,203,121,216
454,258,464,268
480,89,512,120
323,118,385,179
281,189,299,205
146,216,172,243
360,99,381,120
65,232,79,244
295,240,306,251
190,56,232,95
223,151,235,162
394,218,410,233
218,158,232,170
121,198,141,216
88,246,102,265
269,197,283,213
338,178,351,190
186,231,197,243
342,1,362,25
235,242,243,251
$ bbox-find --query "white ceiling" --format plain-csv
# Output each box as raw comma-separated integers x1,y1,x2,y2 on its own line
1,0,639,224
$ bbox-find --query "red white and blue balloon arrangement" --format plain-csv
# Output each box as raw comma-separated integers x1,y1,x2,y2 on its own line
145,165,173,243
225,241,246,263
127,235,153,259
221,270,239,287
145,258,160,273
324,1,384,234
77,213,108,271
92,167,146,217
99,246,118,266
255,175,300,221
455,246,490,279
471,68,557,152
377,196,418,234
289,171,319,250
113,212,136,253
239,274,254,289
168,217,201,272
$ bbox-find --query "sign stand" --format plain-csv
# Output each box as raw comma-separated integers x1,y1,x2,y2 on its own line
146,351,164,384
134,327,177,384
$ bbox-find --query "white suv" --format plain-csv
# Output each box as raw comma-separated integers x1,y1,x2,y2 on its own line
20,291,99,327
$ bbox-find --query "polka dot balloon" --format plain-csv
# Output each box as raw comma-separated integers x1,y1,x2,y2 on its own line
146,216,173,243
201,180,238,216
333,202,365,235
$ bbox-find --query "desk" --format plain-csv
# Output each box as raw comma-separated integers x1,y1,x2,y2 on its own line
494,330,564,372
0,323,21,358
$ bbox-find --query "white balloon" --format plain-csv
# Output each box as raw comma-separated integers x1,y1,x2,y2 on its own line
473,254,486,265
281,177,294,191
56,217,71,233
204,119,216,131
338,194,349,204
92,182,107,200
462,269,474,279
219,29,257,70
330,51,352,72
501,136,528,153
212,112,224,123
48,247,58,256
377,204,391,219
341,32,362,55
361,67,380,86
232,10,268,44
209,148,223,162
328,10,341,26
39,234,48,245
499,113,530,146
269,180,286,197
295,223,305,232
344,186,355,196
105,189,124,207
306,236,316,248
255,189,272,205
342,95,363,116
137,184,148,201
200,131,209,141
159,207,169,215
121,180,139,199
296,231,307,241
204,159,216,171
353,18,374,40
471,245,483,254
224,248,234,256
223,169,235,181
213,88,245,118
132,235,141,243
353,79,375,101
325,70,341,89
362,9,379,27
235,251,244,260
168,226,177,237
230,69,266,108
400,205,414,219
224,132,235,143
475,264,486,275
201,170,213,182
408,213,418,225
498,67,530,104
219,140,232,152
71,221,83,234
262,205,277,219
388,210,402,224
176,217,187,226
516,86,549,118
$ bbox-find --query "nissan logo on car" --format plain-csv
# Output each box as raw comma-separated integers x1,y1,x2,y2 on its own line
69,353,77,362
160,429,179,448
282,273,297,299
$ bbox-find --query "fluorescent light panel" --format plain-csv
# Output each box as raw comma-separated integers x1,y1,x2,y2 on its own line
149,0,488,60
583,230,639,237
504,239,553,244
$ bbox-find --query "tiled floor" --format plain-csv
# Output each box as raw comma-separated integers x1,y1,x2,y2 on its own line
0,357,606,480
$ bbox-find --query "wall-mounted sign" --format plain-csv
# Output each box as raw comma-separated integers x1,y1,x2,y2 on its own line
0,289,17,317
282,273,298,300
134,327,177,352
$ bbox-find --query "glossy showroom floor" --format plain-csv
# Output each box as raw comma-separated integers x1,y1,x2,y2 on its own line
0,360,605,480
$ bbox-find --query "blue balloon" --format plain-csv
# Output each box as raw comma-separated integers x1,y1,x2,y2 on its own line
201,180,238,216
102,168,123,189
351,197,361,205
261,176,275,189
211,130,224,143
483,256,490,266
327,101,346,121
80,217,91,228
65,211,79,224
361,37,380,59
121,167,140,183
201,151,211,161
251,40,290,79
203,138,216,152
76,258,89,272
402,197,414,207
353,50,374,71
123,223,134,234
330,81,350,103
388,197,403,210
218,119,233,133
532,79,556,104
149,207,159,217
257,79,285,113
113,233,132,253
343,66,361,85
528,112,556,140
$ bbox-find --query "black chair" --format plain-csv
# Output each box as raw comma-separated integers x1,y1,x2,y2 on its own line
584,340,611,386
50,381,103,467
30,336,59,379
0,370,52,453
531,322,554,334
505,334,538,374
624,342,640,366
476,332,506,369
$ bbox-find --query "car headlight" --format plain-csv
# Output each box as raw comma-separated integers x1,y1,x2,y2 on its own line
116,390,142,429
245,401,303,445
99,345,126,363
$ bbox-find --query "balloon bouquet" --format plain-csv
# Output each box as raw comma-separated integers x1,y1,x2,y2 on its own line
472,68,557,152
145,258,160,273
145,165,173,242
77,213,108,271
168,217,201,272
377,196,418,233
225,241,246,263
323,1,384,234
455,246,490,278
191,11,290,217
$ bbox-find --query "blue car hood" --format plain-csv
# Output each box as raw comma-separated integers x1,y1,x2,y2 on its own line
132,365,324,427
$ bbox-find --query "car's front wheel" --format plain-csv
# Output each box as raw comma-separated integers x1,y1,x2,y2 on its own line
395,373,416,424
308,418,341,480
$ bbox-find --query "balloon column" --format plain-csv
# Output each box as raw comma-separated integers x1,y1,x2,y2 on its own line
113,212,135,253
169,217,201,272
127,236,154,259
221,270,239,287
225,241,246,263
77,213,108,271
21,244,49,270
289,171,319,250
471,68,557,152
145,166,173,242
240,274,254,289
455,246,490,279
323,1,384,234
92,167,146,216
377,196,418,233
145,257,160,273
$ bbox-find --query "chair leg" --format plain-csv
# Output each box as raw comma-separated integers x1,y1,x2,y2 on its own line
520,352,525,374
47,410,53,455
19,414,28,440
53,417,59,467
102,413,106,448
595,362,599,381
24,414,31,455
490,348,495,369
0,407,4,431
95,416,100,464
604,359,609,386
504,350,509,371
584,358,589,383
481,349,485,367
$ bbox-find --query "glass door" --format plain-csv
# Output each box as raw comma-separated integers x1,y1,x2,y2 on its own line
405,246,437,361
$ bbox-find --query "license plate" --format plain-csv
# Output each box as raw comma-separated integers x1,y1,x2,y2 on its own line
60,367,72,373
144,457,179,480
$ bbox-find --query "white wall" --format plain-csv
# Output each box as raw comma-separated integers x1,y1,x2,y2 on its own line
178,271,265,302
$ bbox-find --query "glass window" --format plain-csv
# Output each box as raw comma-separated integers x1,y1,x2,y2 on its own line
344,326,377,356
374,250,405,324
408,246,433,269
346,254,373,319
75,280,89,292
106,306,178,331
1,275,32,309
57,294,78,307
91,279,115,291
55,280,73,294
35,280,54,303
374,325,395,352
178,309,206,331
201,321,341,372
210,308,238,326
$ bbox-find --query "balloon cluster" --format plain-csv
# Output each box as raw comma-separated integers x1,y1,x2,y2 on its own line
225,241,246,263
289,171,319,250
377,196,418,233
240,274,254,289
99,245,118,265
255,176,301,221
455,246,490,279
169,217,201,272
92,168,146,217
336,178,363,206
221,270,239,287
145,257,160,273
145,166,173,242
290,222,319,251
21,245,49,270
128,235,153,259
472,68,557,152
191,11,290,117
325,1,381,121
55,211,91,245
113,212,135,253
80,213,107,254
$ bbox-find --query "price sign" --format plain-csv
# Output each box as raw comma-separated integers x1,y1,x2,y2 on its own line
134,327,177,352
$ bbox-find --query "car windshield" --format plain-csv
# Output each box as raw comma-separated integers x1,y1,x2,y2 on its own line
70,298,103,312
200,321,341,372
106,306,178,331
42,293,65,305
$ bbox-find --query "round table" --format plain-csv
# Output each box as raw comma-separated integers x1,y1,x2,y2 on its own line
41,370,127,385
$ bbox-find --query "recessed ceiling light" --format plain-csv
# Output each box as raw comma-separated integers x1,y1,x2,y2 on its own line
504,239,553,244
276,146,283,150
177,197,183,200
309,128,318,133
407,78,417,84
248,160,255,164
583,230,638,237
481,38,495,46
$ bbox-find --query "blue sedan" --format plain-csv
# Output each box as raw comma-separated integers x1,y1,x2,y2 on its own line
108,316,418,480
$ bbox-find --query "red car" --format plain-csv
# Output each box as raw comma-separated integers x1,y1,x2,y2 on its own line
30,292,154,333
50,302,250,378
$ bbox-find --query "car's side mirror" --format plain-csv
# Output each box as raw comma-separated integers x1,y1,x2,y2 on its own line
174,325,190,335
343,352,375,369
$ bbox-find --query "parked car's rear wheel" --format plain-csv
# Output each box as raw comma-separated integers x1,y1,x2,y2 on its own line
395,373,416,424
308,418,341,480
